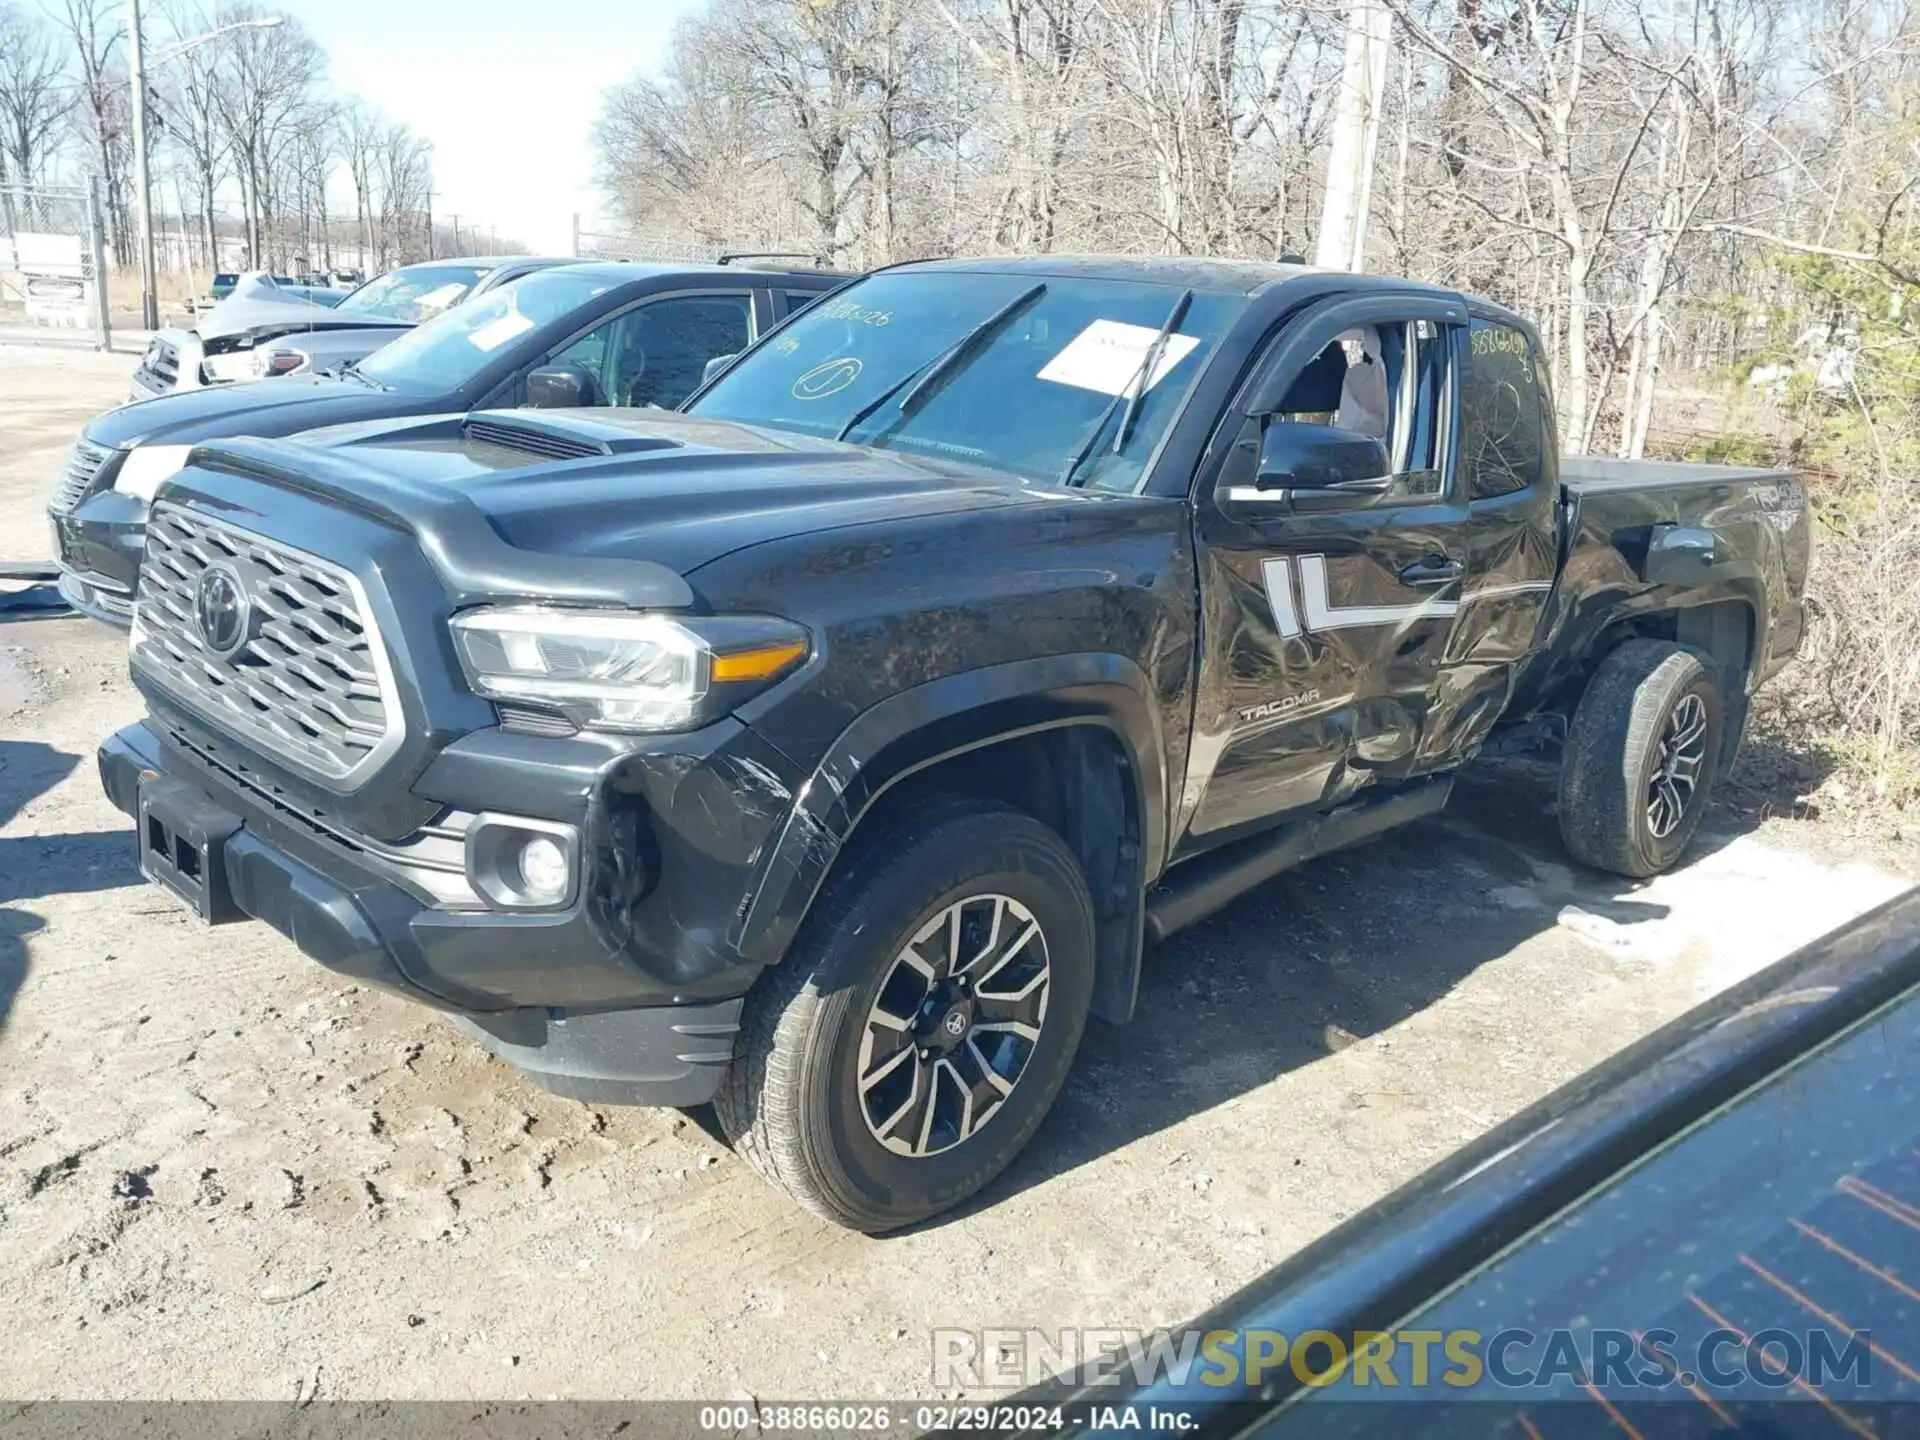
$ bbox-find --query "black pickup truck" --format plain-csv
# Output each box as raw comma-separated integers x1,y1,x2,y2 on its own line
98,257,1811,1231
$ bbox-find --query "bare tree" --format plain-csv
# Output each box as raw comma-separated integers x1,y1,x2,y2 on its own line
211,4,323,266
338,97,379,267
155,2,228,270
54,0,129,255
0,2,71,223
373,116,430,265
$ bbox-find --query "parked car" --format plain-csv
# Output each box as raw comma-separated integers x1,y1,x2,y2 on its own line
269,280,351,309
1031,884,1920,1433
50,261,842,624
97,257,1810,1232
129,256,575,402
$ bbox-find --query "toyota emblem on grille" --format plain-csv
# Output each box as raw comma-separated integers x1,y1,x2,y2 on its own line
194,564,252,658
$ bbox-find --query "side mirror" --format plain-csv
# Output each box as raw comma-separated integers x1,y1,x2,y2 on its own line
702,353,740,386
526,364,602,409
1254,422,1390,493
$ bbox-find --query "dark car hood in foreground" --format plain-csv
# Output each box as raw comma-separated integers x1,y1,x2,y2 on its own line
193,408,1073,581
89,376,425,448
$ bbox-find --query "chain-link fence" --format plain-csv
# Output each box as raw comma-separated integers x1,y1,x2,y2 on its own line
1,182,108,346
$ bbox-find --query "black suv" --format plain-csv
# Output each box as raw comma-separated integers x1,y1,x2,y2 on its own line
51,261,842,625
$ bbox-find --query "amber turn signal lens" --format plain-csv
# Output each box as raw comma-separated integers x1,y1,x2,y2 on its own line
710,640,808,683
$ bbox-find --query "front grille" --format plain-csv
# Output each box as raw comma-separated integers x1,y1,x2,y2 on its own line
462,419,607,463
132,503,401,784
47,438,113,514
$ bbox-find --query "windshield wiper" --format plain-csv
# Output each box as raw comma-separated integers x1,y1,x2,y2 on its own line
834,282,1047,444
337,359,382,390
1056,288,1194,487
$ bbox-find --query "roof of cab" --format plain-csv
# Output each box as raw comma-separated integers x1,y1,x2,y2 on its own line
888,253,1467,303
504,259,844,286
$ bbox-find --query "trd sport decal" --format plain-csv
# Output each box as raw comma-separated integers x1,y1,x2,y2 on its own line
1260,554,1456,637
1259,556,1549,638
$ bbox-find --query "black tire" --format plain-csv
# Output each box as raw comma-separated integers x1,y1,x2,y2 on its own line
715,798,1095,1232
1558,638,1725,878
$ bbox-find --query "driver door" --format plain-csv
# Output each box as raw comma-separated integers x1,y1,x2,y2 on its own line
1178,291,1474,853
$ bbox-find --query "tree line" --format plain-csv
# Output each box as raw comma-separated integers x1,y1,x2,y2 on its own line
0,0,437,273
599,0,1920,818
596,0,1915,454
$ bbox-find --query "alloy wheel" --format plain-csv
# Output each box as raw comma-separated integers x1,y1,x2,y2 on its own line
855,893,1052,1158
1647,692,1709,839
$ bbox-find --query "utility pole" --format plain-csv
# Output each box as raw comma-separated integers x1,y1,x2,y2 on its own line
449,214,460,253
127,0,159,329
1314,0,1393,273
425,191,435,259
126,9,283,326
87,173,112,351
571,212,580,257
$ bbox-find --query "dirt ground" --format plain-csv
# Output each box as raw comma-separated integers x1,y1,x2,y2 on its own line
0,345,1913,1402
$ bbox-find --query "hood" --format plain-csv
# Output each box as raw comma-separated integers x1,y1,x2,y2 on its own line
193,289,412,345
200,408,1068,579
86,376,421,448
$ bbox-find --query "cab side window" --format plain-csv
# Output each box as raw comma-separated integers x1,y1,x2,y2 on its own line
1271,320,1446,497
540,293,754,408
623,294,753,409
1460,319,1546,499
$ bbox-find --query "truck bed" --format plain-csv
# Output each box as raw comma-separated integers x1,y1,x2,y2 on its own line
1559,456,1797,490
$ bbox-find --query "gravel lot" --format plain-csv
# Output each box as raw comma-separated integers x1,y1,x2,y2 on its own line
0,343,1912,1402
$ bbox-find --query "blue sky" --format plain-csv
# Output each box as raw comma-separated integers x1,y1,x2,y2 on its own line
275,0,707,253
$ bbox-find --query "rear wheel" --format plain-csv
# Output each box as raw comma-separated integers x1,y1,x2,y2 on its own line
1558,638,1725,878
715,799,1095,1231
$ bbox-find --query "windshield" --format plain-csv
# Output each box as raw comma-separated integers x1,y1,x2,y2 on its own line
354,268,617,393
688,271,1243,489
336,263,491,323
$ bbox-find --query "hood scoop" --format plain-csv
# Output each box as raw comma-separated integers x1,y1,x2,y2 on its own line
458,412,696,466
462,417,612,463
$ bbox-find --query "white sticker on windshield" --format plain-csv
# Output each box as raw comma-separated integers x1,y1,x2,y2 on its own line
467,311,536,352
416,282,470,313
1038,319,1201,397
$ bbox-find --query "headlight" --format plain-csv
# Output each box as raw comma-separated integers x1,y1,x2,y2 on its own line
254,346,309,378
449,607,809,733
113,445,194,502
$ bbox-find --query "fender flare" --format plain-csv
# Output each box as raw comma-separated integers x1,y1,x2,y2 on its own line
732,654,1167,974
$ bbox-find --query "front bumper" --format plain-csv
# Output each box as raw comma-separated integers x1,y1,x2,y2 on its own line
52,487,146,627
56,566,134,625
98,720,748,1106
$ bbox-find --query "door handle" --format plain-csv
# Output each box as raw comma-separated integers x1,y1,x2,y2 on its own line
1400,555,1464,586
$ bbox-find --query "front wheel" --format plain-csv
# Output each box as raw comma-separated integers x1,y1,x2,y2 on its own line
1558,638,1725,878
715,799,1095,1231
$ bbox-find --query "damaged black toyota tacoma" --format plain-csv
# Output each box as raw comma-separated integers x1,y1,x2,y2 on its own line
99,257,1811,1230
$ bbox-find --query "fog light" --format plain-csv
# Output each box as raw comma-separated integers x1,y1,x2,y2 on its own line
516,835,569,903
465,814,579,911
